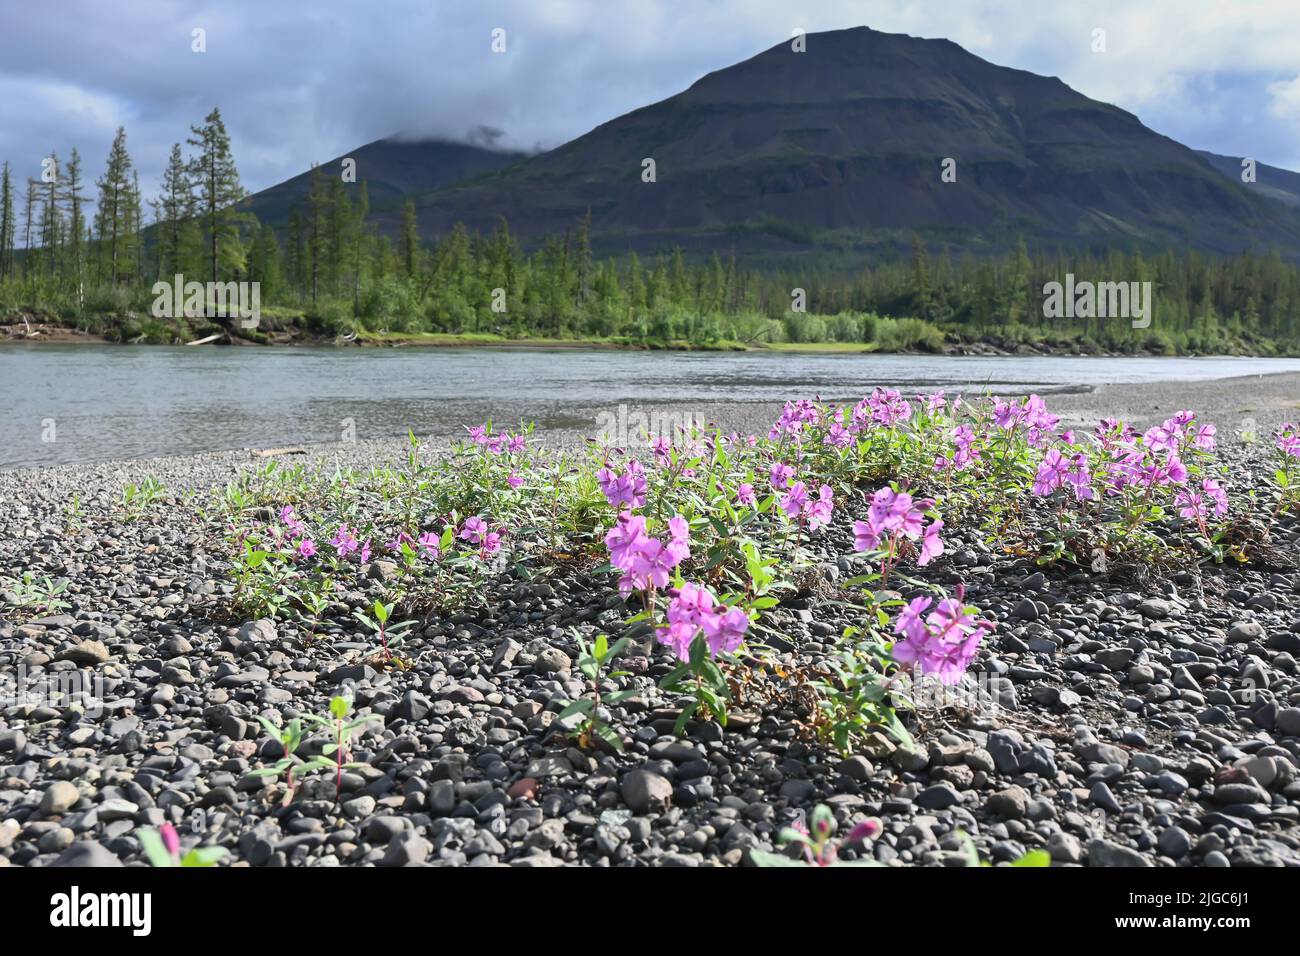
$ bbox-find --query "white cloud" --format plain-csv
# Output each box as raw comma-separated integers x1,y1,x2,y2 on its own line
0,0,1297,200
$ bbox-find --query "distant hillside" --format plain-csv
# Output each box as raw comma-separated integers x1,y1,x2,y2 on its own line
1197,150,1300,209
243,137,526,226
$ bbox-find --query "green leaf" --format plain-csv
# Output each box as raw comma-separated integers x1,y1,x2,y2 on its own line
557,699,593,721
1011,849,1051,868
329,695,351,720
748,849,808,867
137,828,175,868
673,700,699,737
594,722,624,753
181,846,227,867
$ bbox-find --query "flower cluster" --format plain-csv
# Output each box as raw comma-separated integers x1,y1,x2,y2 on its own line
604,511,690,597
892,586,993,685
853,487,943,566
656,581,750,660
780,481,835,530
459,515,502,558
597,459,648,508
465,424,527,456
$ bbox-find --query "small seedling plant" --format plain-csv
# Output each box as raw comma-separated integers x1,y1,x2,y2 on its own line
137,824,226,868
0,572,70,615
557,633,637,752
303,695,383,800
352,599,415,664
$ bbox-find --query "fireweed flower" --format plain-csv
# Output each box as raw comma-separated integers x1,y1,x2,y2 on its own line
459,516,489,543
507,472,524,489
780,481,810,519
655,582,750,660
387,531,414,552
918,519,944,565
652,435,672,465
296,539,317,560
605,512,689,597
891,587,992,685
853,488,942,567
279,505,306,537
1276,423,1300,458
769,399,822,440
331,525,359,558
736,483,756,506
416,531,441,559
865,387,912,427
806,485,835,530
160,823,181,861
1031,449,1070,496
597,460,648,509
605,512,650,569
769,461,795,490
666,515,691,563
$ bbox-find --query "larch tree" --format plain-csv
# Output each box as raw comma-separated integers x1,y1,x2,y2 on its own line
95,127,134,285
187,107,246,282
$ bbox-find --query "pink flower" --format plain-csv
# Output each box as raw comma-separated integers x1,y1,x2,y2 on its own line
769,461,795,491
736,483,756,506
507,472,524,489
330,525,359,558
891,590,992,685
417,531,441,559
806,485,834,530
296,539,317,559
918,519,944,565
605,512,650,570
655,582,748,660
160,823,181,858
597,460,648,509
780,481,809,519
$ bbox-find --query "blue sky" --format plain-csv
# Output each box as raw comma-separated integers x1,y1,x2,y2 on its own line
1,0,1298,198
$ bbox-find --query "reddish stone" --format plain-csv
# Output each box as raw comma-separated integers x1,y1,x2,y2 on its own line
508,777,539,800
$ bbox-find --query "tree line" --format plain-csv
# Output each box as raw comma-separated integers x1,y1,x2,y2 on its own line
3,111,1300,354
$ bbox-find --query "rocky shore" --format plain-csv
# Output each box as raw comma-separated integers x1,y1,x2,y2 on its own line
2,374,1300,868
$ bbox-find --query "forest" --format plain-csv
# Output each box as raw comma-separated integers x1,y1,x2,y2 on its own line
3,110,1300,355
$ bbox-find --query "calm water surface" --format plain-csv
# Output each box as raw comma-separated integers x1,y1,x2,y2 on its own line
2,344,1297,469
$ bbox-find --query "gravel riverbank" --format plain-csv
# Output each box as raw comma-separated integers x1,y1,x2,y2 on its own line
2,372,1300,867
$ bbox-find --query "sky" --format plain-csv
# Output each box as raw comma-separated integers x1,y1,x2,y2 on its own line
2,0,1299,200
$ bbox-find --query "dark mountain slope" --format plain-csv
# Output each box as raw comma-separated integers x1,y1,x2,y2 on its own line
243,137,526,226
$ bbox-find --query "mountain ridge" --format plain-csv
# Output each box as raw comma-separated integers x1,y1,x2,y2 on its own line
245,26,1300,262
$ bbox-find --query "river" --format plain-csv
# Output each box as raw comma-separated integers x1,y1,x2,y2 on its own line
2,344,1297,468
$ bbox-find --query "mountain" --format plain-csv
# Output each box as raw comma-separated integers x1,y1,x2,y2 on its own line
246,27,1300,261
1197,150,1300,209
243,136,526,226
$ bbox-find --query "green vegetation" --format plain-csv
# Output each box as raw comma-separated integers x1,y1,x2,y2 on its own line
3,112,1300,354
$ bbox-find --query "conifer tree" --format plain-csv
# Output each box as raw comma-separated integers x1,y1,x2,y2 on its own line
187,107,246,281
95,127,134,285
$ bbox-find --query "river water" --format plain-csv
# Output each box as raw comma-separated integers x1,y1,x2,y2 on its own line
2,344,1297,469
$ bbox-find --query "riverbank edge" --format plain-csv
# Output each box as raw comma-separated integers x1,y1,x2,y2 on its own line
4,317,1284,359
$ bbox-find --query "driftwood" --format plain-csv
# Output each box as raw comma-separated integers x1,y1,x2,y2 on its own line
250,447,308,458
185,334,223,346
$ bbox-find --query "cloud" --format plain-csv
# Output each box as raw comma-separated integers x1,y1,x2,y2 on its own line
1269,76,1300,117
0,0,1297,203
